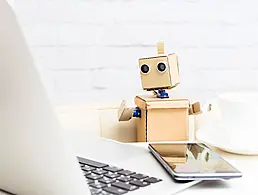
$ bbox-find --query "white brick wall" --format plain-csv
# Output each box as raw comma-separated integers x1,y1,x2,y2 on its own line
6,0,258,105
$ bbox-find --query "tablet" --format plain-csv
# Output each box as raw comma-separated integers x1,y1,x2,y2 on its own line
148,142,242,180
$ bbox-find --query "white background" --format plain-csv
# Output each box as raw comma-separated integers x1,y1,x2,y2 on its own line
6,0,258,106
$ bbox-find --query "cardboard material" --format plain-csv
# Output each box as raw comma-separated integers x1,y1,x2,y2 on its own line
118,100,134,121
117,42,202,144
157,42,165,54
134,95,190,142
100,109,137,142
139,53,179,91
189,102,202,115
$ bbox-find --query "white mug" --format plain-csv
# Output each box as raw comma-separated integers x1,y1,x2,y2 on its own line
196,92,258,155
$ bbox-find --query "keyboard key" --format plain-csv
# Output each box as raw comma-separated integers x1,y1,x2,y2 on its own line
89,182,107,189
104,173,120,179
83,171,91,176
86,174,103,180
104,166,123,172
129,180,150,187
86,178,94,184
78,157,162,194
130,173,148,180
82,166,96,172
118,170,135,176
78,157,108,168
112,181,139,191
117,176,133,182
92,169,108,175
103,186,127,194
98,191,114,195
89,187,102,194
99,177,116,184
144,177,162,183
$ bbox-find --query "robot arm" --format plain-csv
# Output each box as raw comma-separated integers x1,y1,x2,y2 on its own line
189,102,202,115
118,100,141,121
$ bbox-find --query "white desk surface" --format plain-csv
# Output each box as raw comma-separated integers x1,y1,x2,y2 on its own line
0,140,257,195
129,142,258,195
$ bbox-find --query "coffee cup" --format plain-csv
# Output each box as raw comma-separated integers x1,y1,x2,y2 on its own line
196,92,258,154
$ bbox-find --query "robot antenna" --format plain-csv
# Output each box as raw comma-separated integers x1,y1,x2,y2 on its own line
157,42,164,54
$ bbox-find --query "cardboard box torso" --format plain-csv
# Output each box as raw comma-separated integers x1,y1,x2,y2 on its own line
135,95,190,142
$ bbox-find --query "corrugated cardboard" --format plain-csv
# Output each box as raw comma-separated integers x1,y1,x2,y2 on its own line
157,42,165,54
189,102,202,115
138,53,179,91
134,95,190,142
118,100,135,121
168,53,180,89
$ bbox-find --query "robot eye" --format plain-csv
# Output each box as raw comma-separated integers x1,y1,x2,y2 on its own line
140,64,150,74
157,62,167,73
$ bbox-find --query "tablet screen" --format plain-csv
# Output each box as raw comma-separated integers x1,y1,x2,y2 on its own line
150,143,241,175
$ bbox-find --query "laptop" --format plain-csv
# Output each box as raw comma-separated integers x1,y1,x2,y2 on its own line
0,1,200,195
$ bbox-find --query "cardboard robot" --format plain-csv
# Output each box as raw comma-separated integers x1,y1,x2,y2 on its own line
118,42,201,145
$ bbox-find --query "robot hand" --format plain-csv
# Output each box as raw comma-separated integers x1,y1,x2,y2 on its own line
118,100,141,121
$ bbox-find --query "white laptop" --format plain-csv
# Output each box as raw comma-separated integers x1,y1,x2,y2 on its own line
0,1,200,195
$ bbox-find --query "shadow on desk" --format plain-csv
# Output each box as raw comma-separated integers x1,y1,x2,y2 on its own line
192,180,230,189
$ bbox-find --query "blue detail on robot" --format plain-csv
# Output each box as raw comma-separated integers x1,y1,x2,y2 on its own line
133,107,141,118
157,89,169,98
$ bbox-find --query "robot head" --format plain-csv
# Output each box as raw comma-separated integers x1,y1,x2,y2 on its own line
138,42,180,91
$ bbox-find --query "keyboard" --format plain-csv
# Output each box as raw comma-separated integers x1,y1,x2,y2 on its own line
78,157,162,195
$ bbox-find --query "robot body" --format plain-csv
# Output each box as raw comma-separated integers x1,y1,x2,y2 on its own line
118,42,201,144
